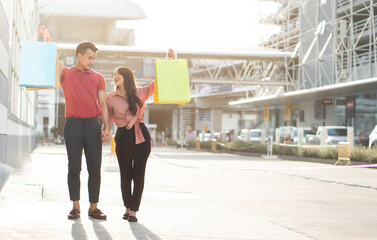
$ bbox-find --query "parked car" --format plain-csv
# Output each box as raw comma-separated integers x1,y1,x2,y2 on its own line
306,126,348,144
237,129,268,143
293,128,315,144
198,132,212,142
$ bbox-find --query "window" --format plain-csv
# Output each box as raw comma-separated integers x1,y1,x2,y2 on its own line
327,128,347,136
250,131,261,137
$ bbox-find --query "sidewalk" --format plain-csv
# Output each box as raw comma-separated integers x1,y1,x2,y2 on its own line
0,144,311,240
1,144,377,239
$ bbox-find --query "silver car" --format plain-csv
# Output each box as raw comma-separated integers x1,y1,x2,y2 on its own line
237,129,268,143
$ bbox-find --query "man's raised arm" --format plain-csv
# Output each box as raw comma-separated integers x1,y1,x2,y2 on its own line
38,26,64,78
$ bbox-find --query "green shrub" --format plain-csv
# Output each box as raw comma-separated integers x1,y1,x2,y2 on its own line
299,148,321,158
187,141,196,148
279,145,298,156
229,141,254,150
319,147,338,160
166,138,177,146
253,144,268,153
272,144,281,155
366,149,377,163
225,141,265,153
200,141,212,149
351,146,370,162
187,139,377,163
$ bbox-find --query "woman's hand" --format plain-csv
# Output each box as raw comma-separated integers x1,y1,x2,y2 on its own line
166,48,176,60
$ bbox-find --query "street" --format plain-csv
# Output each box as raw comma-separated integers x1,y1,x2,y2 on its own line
1,145,377,240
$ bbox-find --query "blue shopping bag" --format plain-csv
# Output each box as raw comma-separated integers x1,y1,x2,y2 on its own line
19,42,58,89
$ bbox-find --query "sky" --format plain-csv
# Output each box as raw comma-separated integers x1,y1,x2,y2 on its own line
117,0,280,50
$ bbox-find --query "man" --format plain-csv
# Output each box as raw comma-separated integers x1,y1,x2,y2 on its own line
39,26,110,220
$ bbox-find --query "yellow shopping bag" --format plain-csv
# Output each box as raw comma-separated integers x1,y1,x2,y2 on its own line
154,59,191,104
19,42,60,90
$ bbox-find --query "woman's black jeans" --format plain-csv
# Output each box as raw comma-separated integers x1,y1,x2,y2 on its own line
115,123,151,211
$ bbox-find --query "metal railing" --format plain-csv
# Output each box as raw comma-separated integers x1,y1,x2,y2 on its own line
281,18,299,33
336,43,376,71
337,0,350,8
353,16,377,35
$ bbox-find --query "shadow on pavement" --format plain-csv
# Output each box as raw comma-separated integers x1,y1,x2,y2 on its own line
130,222,162,240
90,219,113,240
71,219,88,240
0,163,12,191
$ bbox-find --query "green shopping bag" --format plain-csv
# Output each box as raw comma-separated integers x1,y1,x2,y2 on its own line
154,59,191,104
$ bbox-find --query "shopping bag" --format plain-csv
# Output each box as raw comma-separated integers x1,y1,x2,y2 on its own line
154,59,191,104
19,42,60,89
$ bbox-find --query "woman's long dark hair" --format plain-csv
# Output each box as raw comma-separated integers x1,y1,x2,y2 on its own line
116,67,142,115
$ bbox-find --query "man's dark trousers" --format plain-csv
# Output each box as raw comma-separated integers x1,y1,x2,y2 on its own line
64,117,102,203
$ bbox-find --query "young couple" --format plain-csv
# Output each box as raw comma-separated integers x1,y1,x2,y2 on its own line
39,26,176,222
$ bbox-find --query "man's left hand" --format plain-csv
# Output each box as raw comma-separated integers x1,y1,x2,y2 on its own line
101,125,111,142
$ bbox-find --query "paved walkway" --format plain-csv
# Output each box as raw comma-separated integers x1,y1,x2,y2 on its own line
1,145,377,240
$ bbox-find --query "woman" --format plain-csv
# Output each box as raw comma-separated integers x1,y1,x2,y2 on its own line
106,49,175,222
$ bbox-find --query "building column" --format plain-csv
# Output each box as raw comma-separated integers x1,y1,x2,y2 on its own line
211,109,223,132
194,108,199,131
172,109,178,140
143,108,150,124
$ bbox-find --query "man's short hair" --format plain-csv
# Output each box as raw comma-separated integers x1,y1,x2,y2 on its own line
76,41,98,57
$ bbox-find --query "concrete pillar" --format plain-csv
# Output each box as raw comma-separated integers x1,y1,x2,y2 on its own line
298,127,304,145
211,139,217,153
194,108,199,131
275,128,280,144
320,128,327,145
260,129,266,144
347,126,354,148
185,130,188,141
234,111,245,139
143,108,150,124
211,109,223,132
233,129,238,142
247,129,251,143
240,110,245,130
240,110,245,119
221,131,226,143
179,108,183,132
172,109,178,140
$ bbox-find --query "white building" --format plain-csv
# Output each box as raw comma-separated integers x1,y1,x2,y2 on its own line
0,0,39,168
